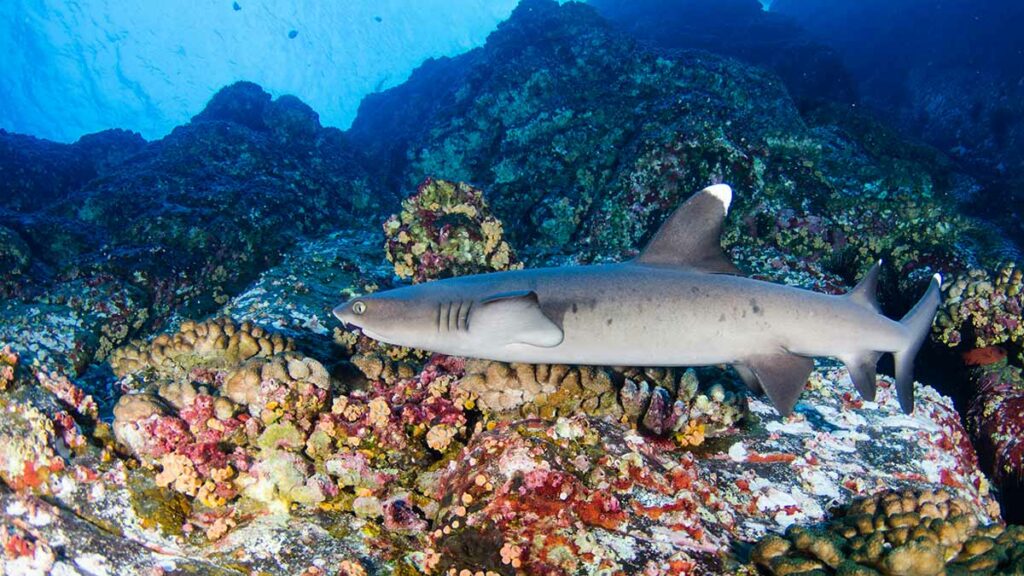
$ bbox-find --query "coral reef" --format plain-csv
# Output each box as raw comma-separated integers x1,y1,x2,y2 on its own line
0,346,17,391
0,82,389,387
384,178,520,283
454,360,621,419
751,488,1024,575
110,317,295,378
111,319,335,515
588,0,855,106
774,0,1024,180
418,416,736,574
0,128,145,212
349,0,984,294
0,399,64,492
934,262,1024,363
0,225,31,279
0,1,1017,573
966,361,1024,486
109,318,475,538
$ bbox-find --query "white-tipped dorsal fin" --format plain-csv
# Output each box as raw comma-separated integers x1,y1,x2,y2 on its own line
704,183,732,212
633,184,742,275
846,260,882,313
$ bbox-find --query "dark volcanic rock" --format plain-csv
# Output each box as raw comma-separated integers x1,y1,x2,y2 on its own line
0,83,392,372
350,0,803,257
772,0,1024,182
0,128,145,212
348,0,984,284
587,0,856,107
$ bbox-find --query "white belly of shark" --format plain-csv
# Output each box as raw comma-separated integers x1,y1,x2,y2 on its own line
335,185,942,417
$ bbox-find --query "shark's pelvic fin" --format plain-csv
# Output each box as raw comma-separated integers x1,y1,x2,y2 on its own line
893,273,943,414
473,290,564,348
845,260,882,313
634,184,742,275
742,352,814,417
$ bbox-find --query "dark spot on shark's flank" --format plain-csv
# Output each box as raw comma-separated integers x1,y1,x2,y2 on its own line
750,298,763,315
571,303,578,314
691,287,700,295
606,318,613,326
719,314,726,322
288,30,298,39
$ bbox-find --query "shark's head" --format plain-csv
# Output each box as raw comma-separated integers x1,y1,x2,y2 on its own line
332,287,441,348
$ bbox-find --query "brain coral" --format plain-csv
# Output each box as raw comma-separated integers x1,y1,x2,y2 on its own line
110,317,295,378
751,488,1024,576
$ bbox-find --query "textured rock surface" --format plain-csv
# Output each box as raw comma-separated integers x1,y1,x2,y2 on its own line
0,82,388,378
588,0,855,105
349,0,988,306
0,1,1019,574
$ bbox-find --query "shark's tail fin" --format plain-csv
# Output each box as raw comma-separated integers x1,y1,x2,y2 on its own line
893,273,943,414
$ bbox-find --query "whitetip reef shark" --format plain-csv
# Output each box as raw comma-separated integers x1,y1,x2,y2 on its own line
334,185,942,416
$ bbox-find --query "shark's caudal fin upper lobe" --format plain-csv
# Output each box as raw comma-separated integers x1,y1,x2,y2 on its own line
893,273,943,414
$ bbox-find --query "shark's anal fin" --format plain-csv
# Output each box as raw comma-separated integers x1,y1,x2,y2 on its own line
472,290,564,348
839,352,882,401
633,184,742,275
741,352,814,417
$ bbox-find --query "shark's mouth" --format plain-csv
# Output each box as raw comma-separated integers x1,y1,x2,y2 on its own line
357,328,389,342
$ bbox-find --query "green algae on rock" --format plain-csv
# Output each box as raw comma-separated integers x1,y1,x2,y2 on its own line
934,262,1024,362
384,178,521,283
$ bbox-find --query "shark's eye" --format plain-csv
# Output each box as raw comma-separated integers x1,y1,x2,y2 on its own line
352,301,366,315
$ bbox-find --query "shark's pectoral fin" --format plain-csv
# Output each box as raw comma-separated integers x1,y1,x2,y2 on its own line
839,352,882,401
633,184,743,275
743,352,814,417
472,290,564,348
732,364,762,394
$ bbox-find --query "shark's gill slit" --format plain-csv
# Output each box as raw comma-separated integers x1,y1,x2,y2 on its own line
455,301,464,331
435,303,441,333
463,301,473,331
445,301,453,332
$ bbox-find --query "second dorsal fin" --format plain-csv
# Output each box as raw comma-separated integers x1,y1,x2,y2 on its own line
846,260,882,313
634,184,741,275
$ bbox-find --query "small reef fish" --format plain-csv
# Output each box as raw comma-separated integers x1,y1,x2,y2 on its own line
334,185,942,416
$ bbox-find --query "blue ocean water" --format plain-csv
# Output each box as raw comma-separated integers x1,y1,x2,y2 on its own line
3,0,1024,573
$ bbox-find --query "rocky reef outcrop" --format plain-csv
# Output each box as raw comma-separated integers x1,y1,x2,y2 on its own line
587,0,855,107
348,0,989,314
0,1,1020,574
0,81,389,376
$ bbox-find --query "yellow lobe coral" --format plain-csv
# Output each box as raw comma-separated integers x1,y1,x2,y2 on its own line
155,453,201,497
383,178,519,283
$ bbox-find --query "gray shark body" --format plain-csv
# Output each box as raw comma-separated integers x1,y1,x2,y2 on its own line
335,185,941,416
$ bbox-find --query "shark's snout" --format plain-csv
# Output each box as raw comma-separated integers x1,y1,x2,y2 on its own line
333,302,355,328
